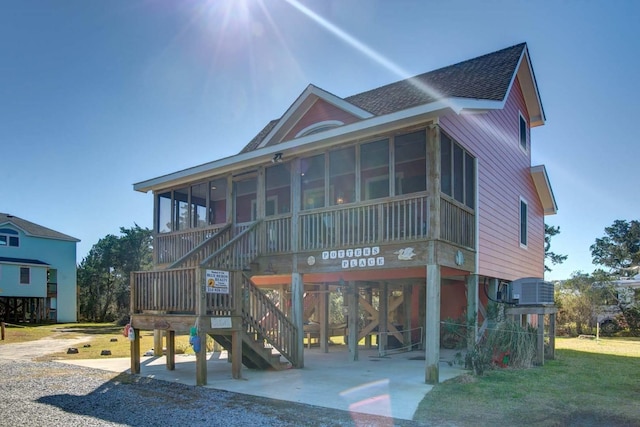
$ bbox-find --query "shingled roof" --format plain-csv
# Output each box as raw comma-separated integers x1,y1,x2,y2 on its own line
0,213,79,242
240,43,527,154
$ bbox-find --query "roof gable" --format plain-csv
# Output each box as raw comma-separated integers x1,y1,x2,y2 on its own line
254,85,373,150
0,213,79,242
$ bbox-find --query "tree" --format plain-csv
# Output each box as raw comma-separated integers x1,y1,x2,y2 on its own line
590,219,640,276
77,225,152,322
555,272,602,335
545,224,568,272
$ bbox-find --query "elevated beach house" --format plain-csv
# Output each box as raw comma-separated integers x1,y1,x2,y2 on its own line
131,43,557,384
0,213,79,323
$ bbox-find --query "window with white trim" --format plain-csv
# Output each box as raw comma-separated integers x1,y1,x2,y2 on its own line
519,113,528,151
20,267,30,284
0,228,19,247
520,197,528,247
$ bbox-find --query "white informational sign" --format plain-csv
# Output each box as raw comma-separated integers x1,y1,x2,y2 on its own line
205,269,229,294
211,317,232,328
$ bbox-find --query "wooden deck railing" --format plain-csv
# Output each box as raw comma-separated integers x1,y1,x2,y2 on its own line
152,193,475,265
299,193,429,250
200,220,262,270
169,224,233,269
155,225,227,265
131,267,197,313
241,273,298,365
440,196,475,249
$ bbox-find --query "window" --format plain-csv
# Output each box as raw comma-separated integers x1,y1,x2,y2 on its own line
0,228,19,247
520,198,528,247
519,114,527,151
20,267,30,284
441,132,476,209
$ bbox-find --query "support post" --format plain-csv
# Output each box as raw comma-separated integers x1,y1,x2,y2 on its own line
195,268,207,386
166,330,175,370
291,272,304,367
379,283,388,356
364,288,373,348
1,322,5,340
231,330,242,379
466,274,478,348
403,284,412,348
537,313,545,366
425,262,441,384
153,330,163,357
348,281,359,362
320,283,329,353
548,313,556,360
130,326,141,374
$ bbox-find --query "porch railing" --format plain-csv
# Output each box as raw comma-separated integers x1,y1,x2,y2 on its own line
440,196,475,249
169,224,233,269
299,193,429,250
155,225,227,266
152,193,475,265
201,220,262,270
131,267,197,313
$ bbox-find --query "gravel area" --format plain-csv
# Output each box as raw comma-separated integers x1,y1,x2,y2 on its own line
0,359,424,426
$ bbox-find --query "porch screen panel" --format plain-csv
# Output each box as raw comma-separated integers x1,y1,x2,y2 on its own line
209,178,227,225
266,163,291,215
394,130,426,195
174,187,189,231
157,192,172,233
361,139,389,200
300,154,325,210
440,133,452,197
191,183,207,228
235,177,257,223
329,146,355,206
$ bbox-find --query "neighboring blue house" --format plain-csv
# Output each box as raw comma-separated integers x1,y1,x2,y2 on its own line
0,213,79,323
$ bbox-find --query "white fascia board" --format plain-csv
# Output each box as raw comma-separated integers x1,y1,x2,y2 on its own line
510,48,545,128
530,165,558,215
257,85,374,149
134,98,504,193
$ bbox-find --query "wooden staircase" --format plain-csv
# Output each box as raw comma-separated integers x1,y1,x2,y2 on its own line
171,220,298,370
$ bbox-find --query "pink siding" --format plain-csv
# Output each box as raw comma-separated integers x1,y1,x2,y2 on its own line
440,78,545,281
283,99,362,141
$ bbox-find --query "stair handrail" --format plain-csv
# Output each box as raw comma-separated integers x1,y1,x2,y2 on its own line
169,224,233,269
241,272,298,366
199,220,262,269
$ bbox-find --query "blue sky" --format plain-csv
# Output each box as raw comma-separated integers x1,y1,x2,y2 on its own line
1,0,638,280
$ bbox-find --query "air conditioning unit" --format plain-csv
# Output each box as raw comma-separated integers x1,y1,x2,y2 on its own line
508,277,554,305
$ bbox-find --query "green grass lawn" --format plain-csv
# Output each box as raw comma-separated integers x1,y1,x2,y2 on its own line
414,337,640,426
0,322,195,360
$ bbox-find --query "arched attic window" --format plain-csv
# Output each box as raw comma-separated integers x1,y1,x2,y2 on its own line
295,120,344,138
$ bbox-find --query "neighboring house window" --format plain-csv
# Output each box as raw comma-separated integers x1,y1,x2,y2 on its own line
520,198,528,247
519,113,528,151
0,228,19,247
441,132,476,209
20,267,30,284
